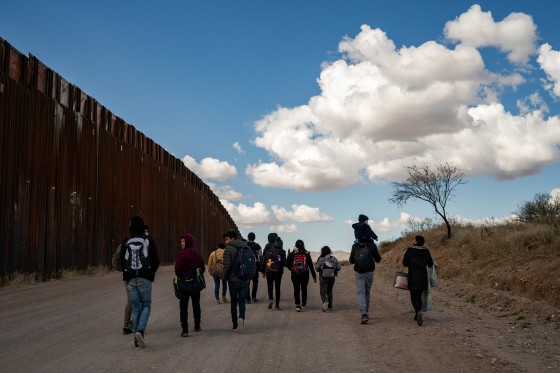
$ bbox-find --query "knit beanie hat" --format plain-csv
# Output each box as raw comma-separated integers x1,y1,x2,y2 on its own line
130,215,145,235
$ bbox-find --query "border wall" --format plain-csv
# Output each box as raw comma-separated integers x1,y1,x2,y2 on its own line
0,38,237,281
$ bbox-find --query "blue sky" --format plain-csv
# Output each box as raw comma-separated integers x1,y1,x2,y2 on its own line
3,1,559,253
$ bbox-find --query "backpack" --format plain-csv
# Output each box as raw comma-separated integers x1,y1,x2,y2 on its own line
210,251,224,279
265,250,282,273
112,244,123,272
234,246,257,280
353,244,372,273
124,236,151,276
292,252,307,273
321,255,336,278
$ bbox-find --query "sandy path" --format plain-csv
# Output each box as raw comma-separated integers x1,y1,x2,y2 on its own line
0,264,558,372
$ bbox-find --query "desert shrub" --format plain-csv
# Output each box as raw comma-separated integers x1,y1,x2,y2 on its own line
515,192,560,227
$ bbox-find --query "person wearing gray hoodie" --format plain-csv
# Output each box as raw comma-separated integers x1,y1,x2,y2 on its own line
222,230,250,332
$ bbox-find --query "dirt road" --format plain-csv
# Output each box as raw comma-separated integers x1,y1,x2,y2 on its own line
1,264,558,372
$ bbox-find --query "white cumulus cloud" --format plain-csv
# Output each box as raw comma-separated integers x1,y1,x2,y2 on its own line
444,4,537,64
233,142,245,154
247,7,560,191
221,200,333,229
182,155,237,181
538,44,560,97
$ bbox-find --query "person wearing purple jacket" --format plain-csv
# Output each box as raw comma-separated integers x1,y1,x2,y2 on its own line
175,232,205,337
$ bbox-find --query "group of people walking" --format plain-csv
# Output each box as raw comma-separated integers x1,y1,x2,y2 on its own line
117,213,435,349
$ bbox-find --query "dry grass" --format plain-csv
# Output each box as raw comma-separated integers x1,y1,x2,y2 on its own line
380,222,560,308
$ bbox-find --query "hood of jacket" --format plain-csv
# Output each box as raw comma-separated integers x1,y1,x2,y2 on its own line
267,232,278,244
351,221,365,230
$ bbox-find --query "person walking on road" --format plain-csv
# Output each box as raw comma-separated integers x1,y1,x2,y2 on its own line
222,230,250,332
403,235,434,326
315,245,341,312
120,215,160,349
175,232,205,337
246,232,262,303
286,239,317,311
261,235,287,310
349,235,381,324
208,243,228,304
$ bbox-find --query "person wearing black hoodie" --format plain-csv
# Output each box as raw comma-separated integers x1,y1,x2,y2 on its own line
351,214,378,243
286,240,317,311
261,234,286,310
403,235,434,326
120,215,160,349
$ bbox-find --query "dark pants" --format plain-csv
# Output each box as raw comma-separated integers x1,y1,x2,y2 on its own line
246,270,259,301
319,277,335,307
229,281,248,328
179,289,201,333
291,271,310,306
410,289,423,313
266,271,283,306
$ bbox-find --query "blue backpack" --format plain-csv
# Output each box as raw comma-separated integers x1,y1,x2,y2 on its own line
235,246,257,280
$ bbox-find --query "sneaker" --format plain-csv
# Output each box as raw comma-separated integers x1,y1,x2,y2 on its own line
417,312,423,326
361,314,369,324
328,307,333,312
268,300,273,309
123,327,133,335
302,304,306,309
181,330,188,337
235,318,244,333
222,297,228,303
275,304,280,310
134,338,139,349
135,331,145,349
194,326,202,332
216,299,221,304
322,301,328,312
296,306,302,312
252,298,258,302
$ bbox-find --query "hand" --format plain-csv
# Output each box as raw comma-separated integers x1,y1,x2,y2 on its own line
313,277,317,283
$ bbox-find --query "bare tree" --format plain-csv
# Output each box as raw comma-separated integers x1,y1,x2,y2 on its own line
389,162,466,239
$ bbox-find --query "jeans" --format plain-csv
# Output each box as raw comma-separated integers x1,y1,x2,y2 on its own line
266,272,283,306
179,288,201,332
354,271,374,316
128,277,152,333
213,275,228,300
319,277,335,308
123,281,132,328
228,281,248,327
291,272,310,306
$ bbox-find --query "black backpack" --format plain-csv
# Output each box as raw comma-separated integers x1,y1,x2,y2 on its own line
353,244,372,273
234,246,257,280
265,250,282,273
124,236,151,276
